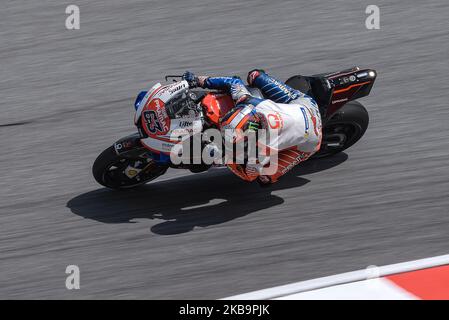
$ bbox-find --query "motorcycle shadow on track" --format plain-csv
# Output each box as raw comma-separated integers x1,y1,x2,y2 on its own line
67,153,348,235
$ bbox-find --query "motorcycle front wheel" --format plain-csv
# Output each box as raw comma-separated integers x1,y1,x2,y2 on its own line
92,146,167,189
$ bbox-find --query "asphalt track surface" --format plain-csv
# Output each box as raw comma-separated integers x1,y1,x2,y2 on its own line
1,0,449,299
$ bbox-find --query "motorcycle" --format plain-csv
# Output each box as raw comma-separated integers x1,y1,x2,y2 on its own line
92,66,376,189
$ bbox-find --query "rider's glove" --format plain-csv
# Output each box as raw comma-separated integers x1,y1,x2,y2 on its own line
247,69,266,86
182,71,199,88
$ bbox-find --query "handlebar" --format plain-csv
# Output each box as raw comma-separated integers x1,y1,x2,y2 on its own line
164,75,183,82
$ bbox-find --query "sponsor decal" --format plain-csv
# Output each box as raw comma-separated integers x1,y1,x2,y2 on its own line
161,142,176,152
266,112,284,129
167,83,186,94
301,108,309,132
247,121,259,131
142,98,170,136
306,107,320,136
152,83,186,100
281,151,310,174
179,120,193,128
331,98,349,104
124,166,142,178
127,169,138,177
270,79,291,96
114,140,134,152
171,128,194,136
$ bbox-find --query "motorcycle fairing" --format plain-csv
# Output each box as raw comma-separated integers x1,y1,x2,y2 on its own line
138,80,203,155
134,82,162,124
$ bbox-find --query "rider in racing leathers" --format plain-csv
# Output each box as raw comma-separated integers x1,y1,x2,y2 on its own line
183,69,322,185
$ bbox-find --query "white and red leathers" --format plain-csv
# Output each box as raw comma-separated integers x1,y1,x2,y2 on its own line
199,71,322,183
136,71,322,184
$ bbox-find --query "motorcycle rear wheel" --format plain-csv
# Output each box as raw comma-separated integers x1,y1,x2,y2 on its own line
314,101,369,158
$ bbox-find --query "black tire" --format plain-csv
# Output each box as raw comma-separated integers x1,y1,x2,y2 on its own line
314,101,369,158
92,146,166,189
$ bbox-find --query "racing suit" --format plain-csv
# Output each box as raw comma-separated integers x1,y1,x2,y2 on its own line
192,71,322,184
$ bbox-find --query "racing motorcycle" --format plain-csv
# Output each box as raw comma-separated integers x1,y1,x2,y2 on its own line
93,67,377,189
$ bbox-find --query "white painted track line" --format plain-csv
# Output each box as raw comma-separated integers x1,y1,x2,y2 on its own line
276,278,418,300
223,254,449,300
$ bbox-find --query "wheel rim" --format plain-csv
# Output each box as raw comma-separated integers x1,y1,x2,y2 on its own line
102,158,163,188
319,122,361,157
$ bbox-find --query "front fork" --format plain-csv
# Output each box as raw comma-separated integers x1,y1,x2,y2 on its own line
114,132,220,175
113,132,145,157
113,132,167,179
